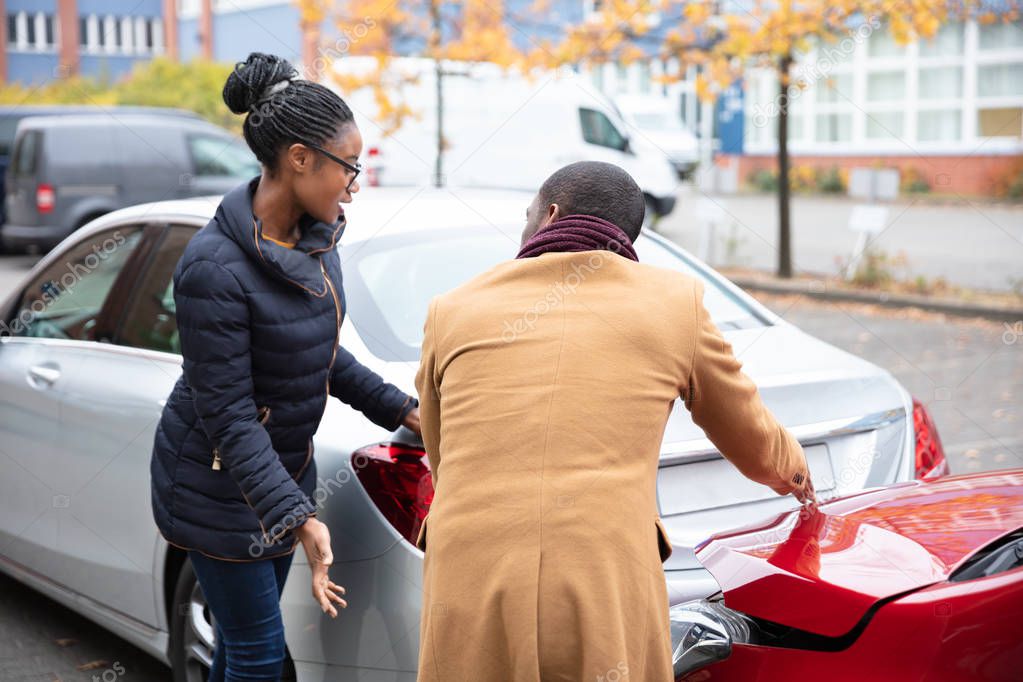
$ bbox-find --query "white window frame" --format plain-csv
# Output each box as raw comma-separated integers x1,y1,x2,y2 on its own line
32,12,47,51
85,14,100,53
151,17,164,54
14,11,28,51
119,16,134,53
102,14,117,53
134,16,149,53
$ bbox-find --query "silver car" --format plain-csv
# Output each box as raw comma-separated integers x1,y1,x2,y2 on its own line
0,186,945,681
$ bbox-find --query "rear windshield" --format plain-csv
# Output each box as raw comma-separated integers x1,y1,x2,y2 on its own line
342,229,765,362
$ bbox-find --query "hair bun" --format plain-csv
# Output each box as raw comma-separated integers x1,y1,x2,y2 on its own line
223,52,299,115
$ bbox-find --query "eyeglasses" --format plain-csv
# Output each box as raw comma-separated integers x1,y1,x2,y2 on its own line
303,142,361,191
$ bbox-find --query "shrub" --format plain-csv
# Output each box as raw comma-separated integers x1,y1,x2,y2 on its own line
748,168,778,192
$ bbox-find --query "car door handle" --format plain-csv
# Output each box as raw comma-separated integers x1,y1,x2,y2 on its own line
27,364,61,388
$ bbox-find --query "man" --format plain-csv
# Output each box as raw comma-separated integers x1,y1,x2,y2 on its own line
414,161,814,681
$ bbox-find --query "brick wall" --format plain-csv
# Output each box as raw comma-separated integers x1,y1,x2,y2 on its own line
723,153,1023,197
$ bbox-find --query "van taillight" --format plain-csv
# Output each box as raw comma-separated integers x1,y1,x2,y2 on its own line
352,443,432,545
35,184,55,214
365,146,381,187
913,398,949,479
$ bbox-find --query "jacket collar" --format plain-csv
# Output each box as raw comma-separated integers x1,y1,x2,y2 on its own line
215,176,344,297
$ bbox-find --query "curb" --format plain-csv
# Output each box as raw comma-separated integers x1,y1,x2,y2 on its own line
728,277,1023,323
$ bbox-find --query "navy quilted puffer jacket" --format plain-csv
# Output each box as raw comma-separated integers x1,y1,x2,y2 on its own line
151,177,416,561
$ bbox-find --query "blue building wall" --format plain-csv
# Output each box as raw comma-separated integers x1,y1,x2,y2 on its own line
78,0,160,16
6,0,163,83
7,52,58,83
213,4,302,64
6,0,53,11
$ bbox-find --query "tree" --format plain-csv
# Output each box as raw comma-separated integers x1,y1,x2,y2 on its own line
0,58,239,131
300,0,526,187
554,0,1022,278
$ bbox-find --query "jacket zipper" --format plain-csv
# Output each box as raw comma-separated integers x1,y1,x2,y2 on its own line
291,260,342,482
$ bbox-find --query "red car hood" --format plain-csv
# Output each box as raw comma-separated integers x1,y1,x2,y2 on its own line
695,469,1023,637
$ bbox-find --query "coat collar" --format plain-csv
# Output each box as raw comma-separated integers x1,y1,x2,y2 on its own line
215,176,344,296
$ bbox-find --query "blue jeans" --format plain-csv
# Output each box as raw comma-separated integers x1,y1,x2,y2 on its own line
188,550,295,682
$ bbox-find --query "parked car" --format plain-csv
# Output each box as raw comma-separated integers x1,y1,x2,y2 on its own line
0,105,200,231
0,186,946,681
614,94,701,178
338,58,680,227
672,469,1023,681
1,114,258,253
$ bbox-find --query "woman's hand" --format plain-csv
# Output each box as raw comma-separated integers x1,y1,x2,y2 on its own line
402,407,422,436
294,517,347,617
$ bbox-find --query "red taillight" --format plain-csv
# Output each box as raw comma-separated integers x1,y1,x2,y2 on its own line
352,442,433,544
365,146,380,187
912,398,949,479
35,183,55,214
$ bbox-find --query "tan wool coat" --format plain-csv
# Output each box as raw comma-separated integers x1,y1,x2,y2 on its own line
413,250,808,682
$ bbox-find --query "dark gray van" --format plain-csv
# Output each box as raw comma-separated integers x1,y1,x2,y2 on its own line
2,114,258,252
0,105,200,227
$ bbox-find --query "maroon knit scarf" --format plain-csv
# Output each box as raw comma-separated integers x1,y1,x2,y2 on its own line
516,214,639,262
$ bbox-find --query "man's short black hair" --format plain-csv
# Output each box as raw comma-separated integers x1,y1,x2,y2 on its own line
537,161,646,241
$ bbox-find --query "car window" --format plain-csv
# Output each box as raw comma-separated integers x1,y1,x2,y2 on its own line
187,135,260,178
115,225,196,354
12,130,39,176
343,229,765,362
579,107,628,151
10,227,143,341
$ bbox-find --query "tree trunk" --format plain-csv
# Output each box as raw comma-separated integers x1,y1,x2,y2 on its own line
776,55,793,279
430,0,444,187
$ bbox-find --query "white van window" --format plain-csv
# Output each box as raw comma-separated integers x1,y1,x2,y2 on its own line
187,135,260,178
579,107,628,151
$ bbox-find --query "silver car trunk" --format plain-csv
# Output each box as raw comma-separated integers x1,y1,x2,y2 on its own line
656,322,911,570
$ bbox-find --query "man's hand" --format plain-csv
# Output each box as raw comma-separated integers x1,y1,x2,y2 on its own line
294,517,347,618
402,406,422,436
792,472,817,507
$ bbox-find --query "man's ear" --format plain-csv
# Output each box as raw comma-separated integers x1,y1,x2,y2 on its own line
286,143,312,175
546,202,561,225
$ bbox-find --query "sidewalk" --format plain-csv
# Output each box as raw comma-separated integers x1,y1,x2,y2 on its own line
657,185,1023,294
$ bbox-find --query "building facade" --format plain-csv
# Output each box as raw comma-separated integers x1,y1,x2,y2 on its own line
2,1,1019,194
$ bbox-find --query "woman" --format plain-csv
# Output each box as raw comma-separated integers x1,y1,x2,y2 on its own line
150,52,421,681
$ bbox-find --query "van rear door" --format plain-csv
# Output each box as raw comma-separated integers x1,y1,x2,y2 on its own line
5,128,44,227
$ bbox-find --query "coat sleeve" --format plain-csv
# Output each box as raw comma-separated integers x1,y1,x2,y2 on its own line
682,279,809,496
175,259,315,546
329,347,418,431
414,298,441,489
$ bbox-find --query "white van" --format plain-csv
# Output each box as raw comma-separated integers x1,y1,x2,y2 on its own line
330,59,679,225
614,94,700,178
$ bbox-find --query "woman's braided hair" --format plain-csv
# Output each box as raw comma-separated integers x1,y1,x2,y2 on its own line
223,52,355,172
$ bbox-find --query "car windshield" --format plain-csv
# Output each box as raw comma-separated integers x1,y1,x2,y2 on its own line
342,228,766,362
632,112,681,131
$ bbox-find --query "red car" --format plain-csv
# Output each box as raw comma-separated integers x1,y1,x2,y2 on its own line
671,469,1023,681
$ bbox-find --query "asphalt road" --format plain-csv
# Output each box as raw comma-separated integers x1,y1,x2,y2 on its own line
0,247,1019,680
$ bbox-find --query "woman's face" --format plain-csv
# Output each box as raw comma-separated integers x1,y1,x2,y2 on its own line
293,123,363,225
